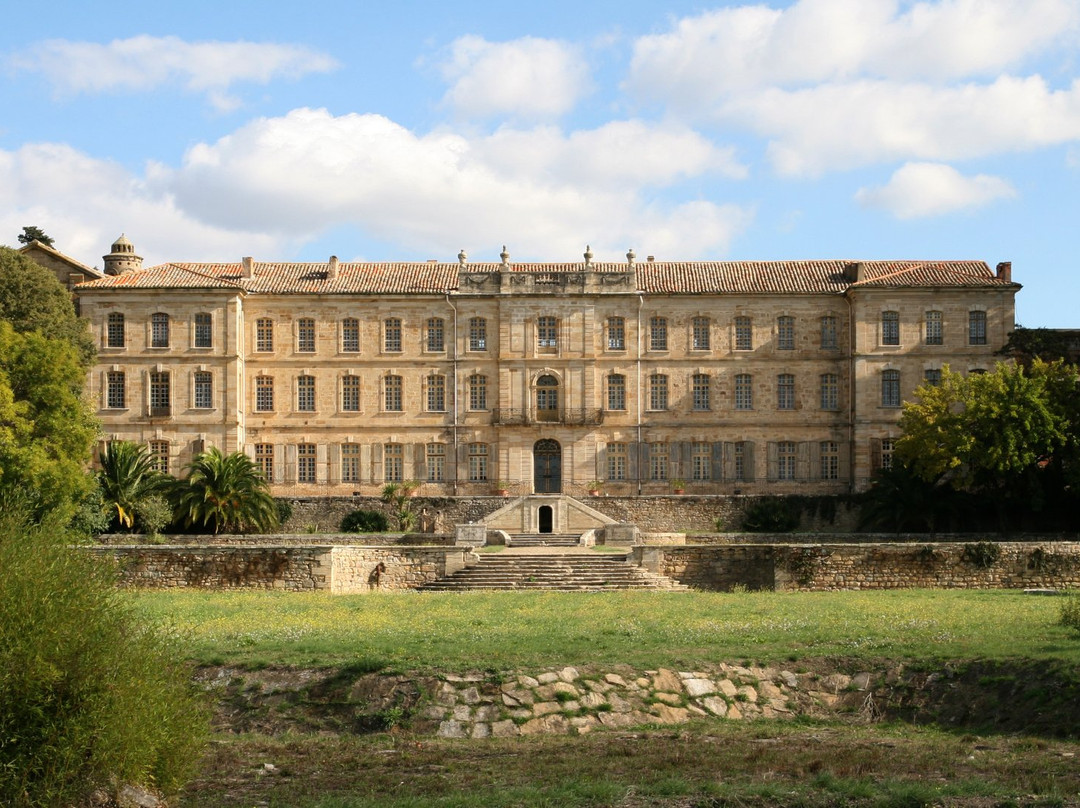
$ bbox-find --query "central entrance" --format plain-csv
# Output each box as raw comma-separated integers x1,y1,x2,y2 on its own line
533,439,562,494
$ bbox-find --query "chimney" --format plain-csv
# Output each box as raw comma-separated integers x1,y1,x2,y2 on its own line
844,261,866,283
328,255,339,280
647,255,655,263
996,261,1012,282
241,256,254,279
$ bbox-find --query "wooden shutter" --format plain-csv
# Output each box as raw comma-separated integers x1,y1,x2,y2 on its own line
796,442,811,481
743,441,756,482
808,441,821,480
712,442,724,482
595,441,607,480
371,443,383,483
766,442,779,482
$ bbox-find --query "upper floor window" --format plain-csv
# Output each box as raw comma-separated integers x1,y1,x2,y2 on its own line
149,440,170,475
193,371,213,409
820,373,839,410
777,373,795,410
256,318,273,352
692,316,710,350
649,316,668,351
734,316,753,351
426,318,445,352
468,374,487,411
385,443,404,482
777,316,795,350
384,374,403,411
194,313,212,348
427,374,446,412
297,374,316,412
692,373,710,411
150,313,169,348
341,318,360,353
881,369,901,407
297,318,316,353
925,311,943,345
537,316,558,350
468,317,487,351
607,374,626,411
255,376,274,412
384,318,402,352
820,315,838,350
106,313,125,348
607,317,625,350
924,368,942,387
149,371,170,414
342,375,361,412
881,311,900,346
735,373,753,410
106,371,125,409
648,374,668,411
969,310,987,345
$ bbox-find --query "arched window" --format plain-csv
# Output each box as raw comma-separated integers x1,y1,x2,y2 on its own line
536,374,559,421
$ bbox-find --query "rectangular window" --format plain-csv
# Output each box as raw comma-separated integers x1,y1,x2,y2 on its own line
692,373,710,411
341,443,360,483
882,311,900,346
735,373,753,410
469,375,487,410
468,443,488,482
650,443,668,481
255,444,274,481
607,443,627,481
194,313,212,348
149,371,170,414
692,442,711,481
880,438,895,470
341,318,360,353
297,443,316,483
735,316,752,351
649,374,668,411
255,376,274,412
106,313,125,348
881,369,901,407
194,371,213,409
384,375,403,411
777,373,795,410
820,441,839,480
106,371,125,409
692,316,710,350
297,375,316,412
777,316,795,350
607,374,626,411
537,316,558,349
649,316,668,351
149,440,169,475
256,318,273,352
607,317,625,350
820,373,838,410
821,315,838,350
969,311,987,345
341,375,361,412
925,311,943,345
384,318,402,352
924,368,942,387
426,317,445,352
777,441,796,481
426,443,445,482
385,443,403,482
427,374,446,411
297,318,315,353
468,317,487,351
151,313,169,348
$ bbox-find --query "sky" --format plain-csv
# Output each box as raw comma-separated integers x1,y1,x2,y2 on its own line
1,0,1078,326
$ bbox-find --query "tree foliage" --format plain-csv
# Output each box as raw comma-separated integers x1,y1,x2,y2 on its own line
97,441,174,532
16,226,54,247
174,447,279,534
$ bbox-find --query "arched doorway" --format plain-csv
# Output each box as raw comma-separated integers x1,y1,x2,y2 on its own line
538,505,554,533
533,439,561,494
536,375,559,422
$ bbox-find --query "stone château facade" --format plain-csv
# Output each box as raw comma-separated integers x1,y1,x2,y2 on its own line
74,237,1018,497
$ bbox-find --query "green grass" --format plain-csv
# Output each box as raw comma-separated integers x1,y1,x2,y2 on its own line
132,588,1080,670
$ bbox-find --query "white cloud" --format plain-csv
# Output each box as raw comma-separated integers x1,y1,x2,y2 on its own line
438,35,590,119
855,161,1016,218
10,36,338,98
165,108,750,259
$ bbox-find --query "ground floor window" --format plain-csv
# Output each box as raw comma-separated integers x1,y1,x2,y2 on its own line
649,443,668,481
820,441,839,480
607,443,627,481
468,443,488,482
426,443,445,482
341,443,360,483
385,443,403,482
297,443,316,483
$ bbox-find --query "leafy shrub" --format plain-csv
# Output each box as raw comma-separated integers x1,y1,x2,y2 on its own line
1061,594,1080,633
135,494,174,537
275,499,294,528
962,541,1002,568
742,497,801,532
0,513,208,807
341,509,390,533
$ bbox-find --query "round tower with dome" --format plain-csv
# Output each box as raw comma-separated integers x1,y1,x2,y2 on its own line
103,234,143,276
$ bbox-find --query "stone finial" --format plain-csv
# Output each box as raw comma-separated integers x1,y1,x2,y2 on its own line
626,248,636,265
458,249,468,266
584,244,593,266
500,245,510,265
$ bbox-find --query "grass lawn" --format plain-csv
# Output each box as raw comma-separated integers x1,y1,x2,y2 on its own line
134,588,1079,671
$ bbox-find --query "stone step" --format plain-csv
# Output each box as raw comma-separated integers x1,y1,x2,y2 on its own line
507,534,581,547
418,553,688,592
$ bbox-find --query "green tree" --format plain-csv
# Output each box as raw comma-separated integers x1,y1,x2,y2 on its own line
16,225,54,247
0,247,94,366
174,447,279,534
97,441,173,532
380,480,419,531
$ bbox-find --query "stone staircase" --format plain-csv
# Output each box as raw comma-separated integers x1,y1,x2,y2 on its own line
418,552,689,592
507,533,581,547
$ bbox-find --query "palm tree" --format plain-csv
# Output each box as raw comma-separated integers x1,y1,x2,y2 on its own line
97,440,172,531
175,447,279,534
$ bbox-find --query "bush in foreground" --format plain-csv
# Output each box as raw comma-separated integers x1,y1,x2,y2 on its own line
0,512,208,807
341,508,390,533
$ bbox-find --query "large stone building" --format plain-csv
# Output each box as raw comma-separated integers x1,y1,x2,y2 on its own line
74,237,1018,497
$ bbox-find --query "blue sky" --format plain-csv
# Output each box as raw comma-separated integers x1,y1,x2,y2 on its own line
2,0,1078,326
